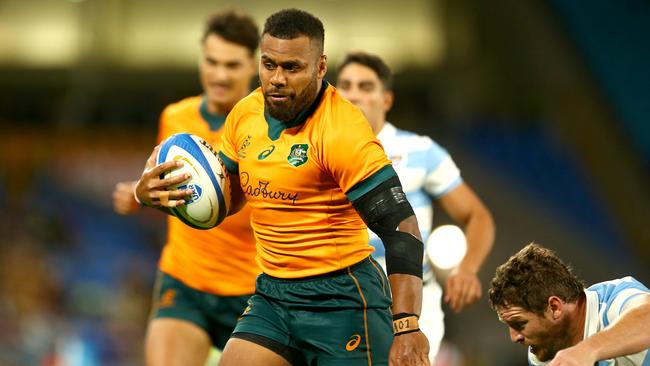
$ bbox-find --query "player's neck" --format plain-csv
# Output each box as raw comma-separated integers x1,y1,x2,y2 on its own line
205,101,230,116
372,120,387,135
206,90,250,116
569,293,587,346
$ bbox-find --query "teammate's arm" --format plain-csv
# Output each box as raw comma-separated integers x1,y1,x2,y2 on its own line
352,174,430,365
113,180,141,215
437,182,495,312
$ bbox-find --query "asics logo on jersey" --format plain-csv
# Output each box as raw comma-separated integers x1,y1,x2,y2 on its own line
345,334,362,351
288,144,309,167
258,145,276,160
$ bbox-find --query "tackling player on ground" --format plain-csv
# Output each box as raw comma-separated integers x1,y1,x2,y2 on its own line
490,243,650,366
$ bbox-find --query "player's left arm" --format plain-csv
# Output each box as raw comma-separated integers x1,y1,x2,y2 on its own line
331,107,429,364
437,182,495,312
352,174,430,366
549,293,650,365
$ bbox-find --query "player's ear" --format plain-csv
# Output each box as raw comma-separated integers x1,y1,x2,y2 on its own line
547,296,563,320
317,55,328,79
383,90,394,113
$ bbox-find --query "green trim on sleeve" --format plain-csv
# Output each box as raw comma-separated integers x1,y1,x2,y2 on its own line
346,164,397,202
219,151,239,175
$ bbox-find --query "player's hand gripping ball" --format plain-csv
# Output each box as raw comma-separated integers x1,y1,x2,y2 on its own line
156,133,230,229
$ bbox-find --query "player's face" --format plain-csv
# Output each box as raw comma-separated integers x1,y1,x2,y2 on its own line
337,63,392,133
199,34,256,113
497,305,572,362
259,34,327,122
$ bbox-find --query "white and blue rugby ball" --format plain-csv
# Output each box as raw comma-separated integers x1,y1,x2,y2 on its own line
156,133,230,230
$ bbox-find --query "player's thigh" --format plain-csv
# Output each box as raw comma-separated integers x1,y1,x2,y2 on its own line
291,258,393,365
295,306,392,366
219,337,292,366
145,318,212,366
206,294,251,350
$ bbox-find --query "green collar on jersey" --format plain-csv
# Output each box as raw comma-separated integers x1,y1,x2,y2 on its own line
200,97,227,131
264,80,329,141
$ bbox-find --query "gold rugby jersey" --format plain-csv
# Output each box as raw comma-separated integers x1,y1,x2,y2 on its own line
220,82,396,278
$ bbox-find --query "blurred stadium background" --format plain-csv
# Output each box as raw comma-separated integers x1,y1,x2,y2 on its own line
1,0,649,365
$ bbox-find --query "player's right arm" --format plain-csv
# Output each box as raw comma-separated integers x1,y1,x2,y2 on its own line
221,163,245,216
216,101,247,216
134,144,194,211
116,103,181,215
132,143,244,217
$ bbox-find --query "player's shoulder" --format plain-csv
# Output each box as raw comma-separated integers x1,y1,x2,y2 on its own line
326,84,367,126
328,84,357,110
588,276,650,301
388,124,440,151
162,95,202,117
237,87,264,107
229,87,264,120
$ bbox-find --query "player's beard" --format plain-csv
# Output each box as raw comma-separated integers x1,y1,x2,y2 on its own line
264,75,319,122
530,316,573,362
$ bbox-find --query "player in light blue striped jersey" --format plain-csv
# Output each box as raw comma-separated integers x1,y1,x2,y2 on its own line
490,243,650,365
337,52,495,362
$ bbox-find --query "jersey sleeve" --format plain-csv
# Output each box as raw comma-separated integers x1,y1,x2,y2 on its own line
422,138,463,198
591,276,650,327
218,105,241,175
321,106,393,201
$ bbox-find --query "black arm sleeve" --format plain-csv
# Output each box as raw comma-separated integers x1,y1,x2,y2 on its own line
352,176,424,278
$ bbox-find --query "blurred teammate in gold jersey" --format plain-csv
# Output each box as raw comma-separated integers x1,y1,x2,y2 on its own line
111,10,259,366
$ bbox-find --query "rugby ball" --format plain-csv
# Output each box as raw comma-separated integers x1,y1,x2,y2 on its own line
156,133,230,230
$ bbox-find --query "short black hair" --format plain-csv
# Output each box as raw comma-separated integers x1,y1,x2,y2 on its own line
262,9,325,54
339,52,393,90
202,10,259,55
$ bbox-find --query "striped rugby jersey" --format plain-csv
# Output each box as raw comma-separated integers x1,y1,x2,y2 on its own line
529,276,650,366
368,122,462,271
